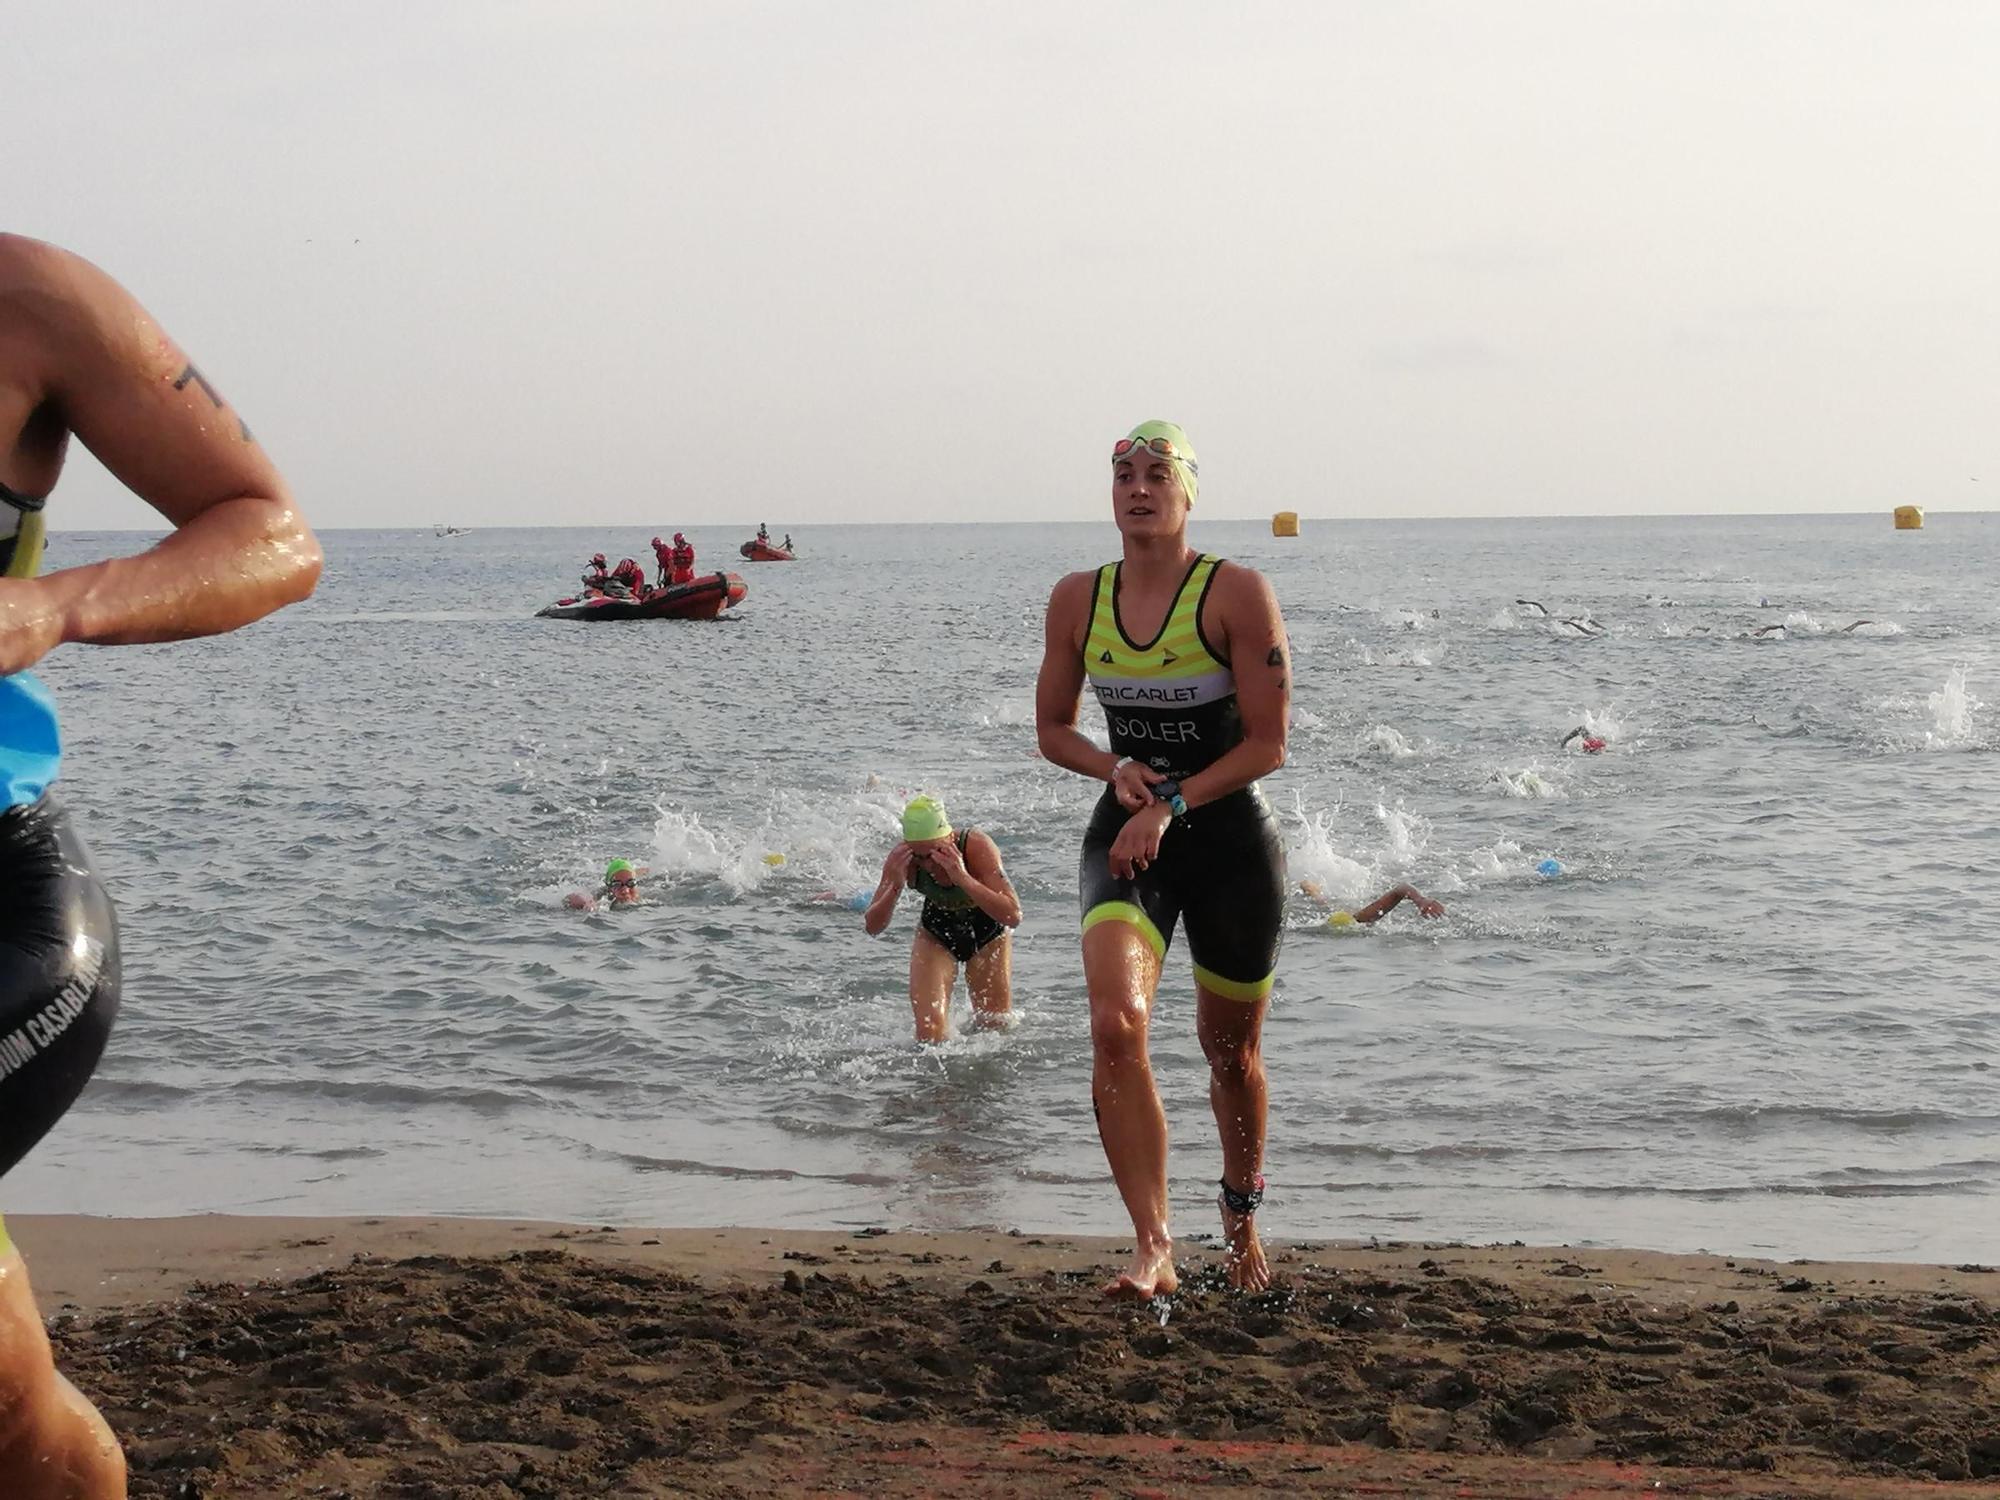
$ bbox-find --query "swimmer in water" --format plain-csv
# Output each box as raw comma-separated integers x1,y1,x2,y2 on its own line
1559,727,1608,753
565,858,646,910
0,234,321,1499
1301,880,1447,927
863,796,1020,1043
1036,420,1292,1298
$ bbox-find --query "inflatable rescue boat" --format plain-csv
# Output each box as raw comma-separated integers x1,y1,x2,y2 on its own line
537,571,748,621
739,538,794,561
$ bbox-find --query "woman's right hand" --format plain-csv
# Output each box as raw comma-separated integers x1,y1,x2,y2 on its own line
1108,801,1173,879
882,842,915,885
1111,757,1165,812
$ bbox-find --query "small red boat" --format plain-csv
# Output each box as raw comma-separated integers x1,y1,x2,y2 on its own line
739,538,794,561
538,571,748,621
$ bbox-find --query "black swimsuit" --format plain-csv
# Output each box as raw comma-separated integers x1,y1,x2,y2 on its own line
913,831,1007,964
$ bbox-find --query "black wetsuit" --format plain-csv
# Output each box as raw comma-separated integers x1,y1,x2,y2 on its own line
0,798,121,1179
1077,555,1285,1001
913,831,1006,963
0,480,122,1182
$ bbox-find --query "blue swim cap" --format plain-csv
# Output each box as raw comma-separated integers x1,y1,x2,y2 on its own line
846,890,870,911
1537,858,1563,878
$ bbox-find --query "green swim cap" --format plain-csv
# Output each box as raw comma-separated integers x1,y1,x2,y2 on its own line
901,795,953,843
1327,910,1359,930
605,858,635,882
1115,420,1200,508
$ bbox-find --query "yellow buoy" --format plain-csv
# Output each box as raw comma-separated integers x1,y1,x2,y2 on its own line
1271,511,1300,538
1893,505,1924,530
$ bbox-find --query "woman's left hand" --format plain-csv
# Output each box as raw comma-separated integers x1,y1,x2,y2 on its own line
924,838,969,887
1108,802,1173,879
0,579,67,677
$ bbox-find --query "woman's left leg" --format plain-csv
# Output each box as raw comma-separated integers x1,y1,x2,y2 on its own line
1196,988,1271,1291
963,931,1012,1028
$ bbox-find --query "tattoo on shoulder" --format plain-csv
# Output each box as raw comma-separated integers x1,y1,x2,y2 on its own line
1266,645,1285,668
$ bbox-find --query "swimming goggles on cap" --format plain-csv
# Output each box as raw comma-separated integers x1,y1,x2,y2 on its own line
1112,435,1198,473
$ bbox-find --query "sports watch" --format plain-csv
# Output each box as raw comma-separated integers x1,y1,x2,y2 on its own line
1152,778,1188,819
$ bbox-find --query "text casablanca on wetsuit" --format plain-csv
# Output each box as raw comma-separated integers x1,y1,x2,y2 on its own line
0,936,106,1081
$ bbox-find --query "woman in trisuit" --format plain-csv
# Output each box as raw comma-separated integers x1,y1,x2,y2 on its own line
1035,421,1291,1298
0,235,321,1498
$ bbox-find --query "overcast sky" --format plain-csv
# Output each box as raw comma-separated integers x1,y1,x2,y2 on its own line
9,1,1997,528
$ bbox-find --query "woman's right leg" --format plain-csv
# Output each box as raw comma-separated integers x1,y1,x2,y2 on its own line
907,929,959,1043
1082,920,1176,1298
0,1241,126,1499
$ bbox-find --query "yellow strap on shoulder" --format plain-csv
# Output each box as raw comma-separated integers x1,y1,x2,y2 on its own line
4,510,46,579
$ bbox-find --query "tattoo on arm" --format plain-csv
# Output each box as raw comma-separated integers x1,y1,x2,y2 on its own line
173,363,256,443
1266,645,1285,668
173,364,225,408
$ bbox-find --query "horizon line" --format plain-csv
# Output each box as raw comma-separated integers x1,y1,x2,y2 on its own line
57,505,1993,534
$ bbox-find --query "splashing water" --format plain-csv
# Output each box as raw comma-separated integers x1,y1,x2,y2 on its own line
1924,667,1984,750
1571,705,1627,746
1468,839,1535,880
1376,802,1428,865
1284,803,1378,905
1492,767,1561,799
1358,723,1421,760
650,790,899,897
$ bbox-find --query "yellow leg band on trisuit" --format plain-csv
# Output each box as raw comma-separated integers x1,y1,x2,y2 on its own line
0,1214,11,1257
1082,901,1166,961
1193,963,1274,1003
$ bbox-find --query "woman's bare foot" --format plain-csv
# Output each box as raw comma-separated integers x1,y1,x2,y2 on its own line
1102,1238,1178,1299
1221,1203,1271,1291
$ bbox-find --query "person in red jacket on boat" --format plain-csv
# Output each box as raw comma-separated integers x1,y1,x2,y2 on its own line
609,556,646,597
650,536,673,587
670,533,696,583
582,552,610,591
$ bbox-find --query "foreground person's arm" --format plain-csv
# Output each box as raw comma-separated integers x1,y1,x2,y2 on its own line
0,236,320,673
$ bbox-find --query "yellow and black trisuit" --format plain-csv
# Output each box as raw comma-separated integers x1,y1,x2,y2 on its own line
1078,554,1284,1001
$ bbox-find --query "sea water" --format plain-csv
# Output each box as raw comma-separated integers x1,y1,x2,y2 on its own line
11,514,1997,1261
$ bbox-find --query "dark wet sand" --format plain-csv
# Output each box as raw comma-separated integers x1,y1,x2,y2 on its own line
15,1216,1998,1497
